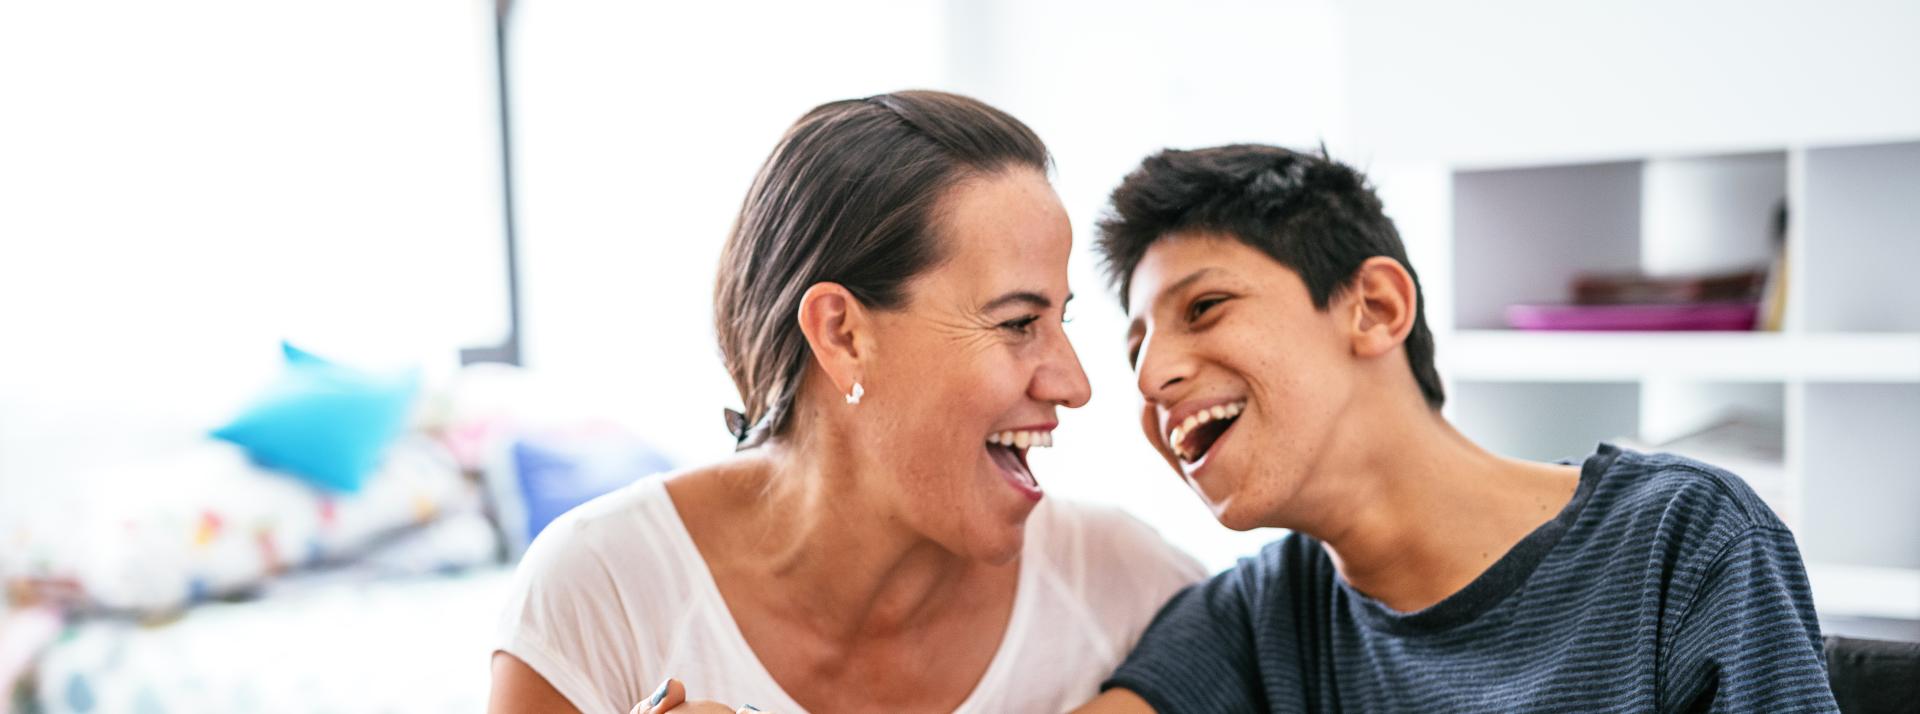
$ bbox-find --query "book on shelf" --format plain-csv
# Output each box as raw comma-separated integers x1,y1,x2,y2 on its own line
1505,200,1789,333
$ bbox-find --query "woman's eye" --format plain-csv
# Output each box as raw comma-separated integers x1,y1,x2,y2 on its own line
1187,296,1226,322
1000,315,1041,334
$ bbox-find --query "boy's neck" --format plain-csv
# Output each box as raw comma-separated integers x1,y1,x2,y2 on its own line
1287,401,1581,614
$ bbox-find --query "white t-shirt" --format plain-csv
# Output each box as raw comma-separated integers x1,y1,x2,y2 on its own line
495,476,1204,714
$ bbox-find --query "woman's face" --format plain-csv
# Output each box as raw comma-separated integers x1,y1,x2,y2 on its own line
858,167,1089,565
1124,233,1359,531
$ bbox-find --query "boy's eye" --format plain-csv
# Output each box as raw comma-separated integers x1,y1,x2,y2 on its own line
1187,296,1226,322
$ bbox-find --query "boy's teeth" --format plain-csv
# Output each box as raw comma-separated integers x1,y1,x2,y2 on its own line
985,430,1054,449
1165,400,1248,462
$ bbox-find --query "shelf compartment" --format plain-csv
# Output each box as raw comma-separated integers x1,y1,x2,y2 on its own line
1799,141,1920,332
1452,161,1641,330
1440,330,1920,383
1800,383,1920,571
1448,381,1639,463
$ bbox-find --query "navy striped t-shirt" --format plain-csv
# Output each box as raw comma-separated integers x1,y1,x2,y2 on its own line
1104,444,1839,713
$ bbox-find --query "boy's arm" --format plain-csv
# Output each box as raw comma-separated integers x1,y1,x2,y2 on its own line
1662,527,1839,713
1094,567,1265,714
1072,689,1157,714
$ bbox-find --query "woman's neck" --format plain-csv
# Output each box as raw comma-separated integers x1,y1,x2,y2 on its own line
692,438,993,644
1282,402,1580,614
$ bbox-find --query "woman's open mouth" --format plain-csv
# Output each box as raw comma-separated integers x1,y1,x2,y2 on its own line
986,429,1050,502
1169,400,1244,464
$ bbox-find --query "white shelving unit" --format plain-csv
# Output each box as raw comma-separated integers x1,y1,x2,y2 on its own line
1434,139,1920,621
1444,331,1920,383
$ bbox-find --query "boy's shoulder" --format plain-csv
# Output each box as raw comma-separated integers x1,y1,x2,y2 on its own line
1587,444,1789,535
1548,444,1799,592
1196,445,1793,612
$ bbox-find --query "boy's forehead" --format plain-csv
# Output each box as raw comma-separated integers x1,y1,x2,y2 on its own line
1127,233,1242,311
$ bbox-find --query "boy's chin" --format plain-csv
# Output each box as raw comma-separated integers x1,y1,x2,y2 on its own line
1203,492,1272,532
1213,508,1270,532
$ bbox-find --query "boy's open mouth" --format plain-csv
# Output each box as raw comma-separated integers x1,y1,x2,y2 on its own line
1169,401,1245,463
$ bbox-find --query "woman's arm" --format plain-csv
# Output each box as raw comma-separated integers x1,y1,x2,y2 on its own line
489,651,580,714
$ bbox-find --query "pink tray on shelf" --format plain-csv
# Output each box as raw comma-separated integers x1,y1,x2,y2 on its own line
1504,302,1760,331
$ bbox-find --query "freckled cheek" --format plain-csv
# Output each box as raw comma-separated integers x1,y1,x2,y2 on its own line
906,372,1005,463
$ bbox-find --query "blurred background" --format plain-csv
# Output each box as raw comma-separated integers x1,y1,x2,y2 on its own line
3,0,1916,711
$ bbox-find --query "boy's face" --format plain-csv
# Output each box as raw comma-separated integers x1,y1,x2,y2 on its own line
1125,232,1360,531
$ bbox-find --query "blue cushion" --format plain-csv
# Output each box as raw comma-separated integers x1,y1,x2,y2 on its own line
212,342,420,492
500,434,670,554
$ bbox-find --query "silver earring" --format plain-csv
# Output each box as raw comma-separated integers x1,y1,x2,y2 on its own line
846,382,864,405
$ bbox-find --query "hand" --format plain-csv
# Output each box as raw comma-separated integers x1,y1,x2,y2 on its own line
632,678,773,714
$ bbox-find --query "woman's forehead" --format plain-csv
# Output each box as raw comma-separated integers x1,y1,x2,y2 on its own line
920,171,1072,301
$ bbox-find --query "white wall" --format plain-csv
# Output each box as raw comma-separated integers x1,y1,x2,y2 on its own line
0,1,502,510
1344,0,1920,165
508,0,952,458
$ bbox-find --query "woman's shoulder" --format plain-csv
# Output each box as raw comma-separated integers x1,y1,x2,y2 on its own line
495,471,701,713
507,466,712,611
526,459,747,555
1001,498,1207,687
1037,495,1173,543
530,472,677,552
1027,497,1207,605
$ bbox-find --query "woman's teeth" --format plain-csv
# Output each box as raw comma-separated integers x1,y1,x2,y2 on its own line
986,430,1053,448
1169,401,1245,461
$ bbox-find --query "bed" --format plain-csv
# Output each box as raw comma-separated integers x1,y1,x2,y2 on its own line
30,564,511,713
2,363,668,714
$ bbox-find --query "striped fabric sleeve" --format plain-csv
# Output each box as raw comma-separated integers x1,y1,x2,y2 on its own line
1661,526,1839,713
1102,569,1264,714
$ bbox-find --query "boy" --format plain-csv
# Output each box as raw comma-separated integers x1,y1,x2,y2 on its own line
1078,145,1837,713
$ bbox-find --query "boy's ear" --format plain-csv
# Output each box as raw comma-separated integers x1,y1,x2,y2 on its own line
1348,256,1418,358
796,282,869,397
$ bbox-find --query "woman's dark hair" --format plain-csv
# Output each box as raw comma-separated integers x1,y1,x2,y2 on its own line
1095,144,1445,410
714,90,1051,448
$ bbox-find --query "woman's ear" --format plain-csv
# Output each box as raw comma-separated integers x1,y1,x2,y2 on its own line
1348,256,1418,359
796,282,869,396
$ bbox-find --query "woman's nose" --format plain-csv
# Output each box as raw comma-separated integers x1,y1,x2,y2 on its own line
1034,330,1092,409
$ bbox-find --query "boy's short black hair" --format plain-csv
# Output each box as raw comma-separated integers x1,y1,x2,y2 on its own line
1096,144,1445,410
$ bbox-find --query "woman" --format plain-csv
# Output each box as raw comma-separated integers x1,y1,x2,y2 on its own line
488,91,1203,714
1078,145,1836,712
